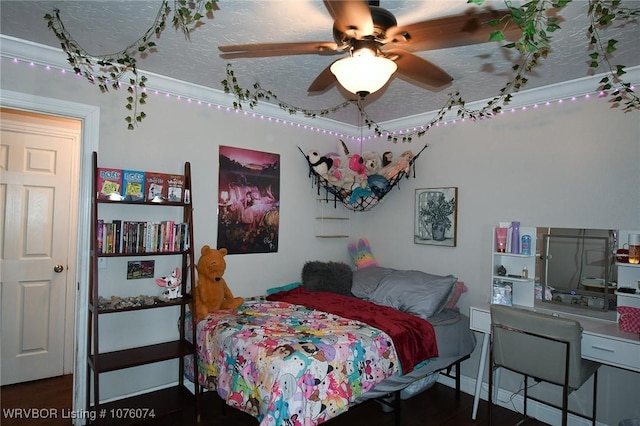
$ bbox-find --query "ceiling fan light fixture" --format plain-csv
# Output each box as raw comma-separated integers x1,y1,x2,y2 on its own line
330,51,397,97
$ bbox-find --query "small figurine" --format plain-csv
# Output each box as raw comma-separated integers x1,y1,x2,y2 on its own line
156,267,182,300
497,265,507,276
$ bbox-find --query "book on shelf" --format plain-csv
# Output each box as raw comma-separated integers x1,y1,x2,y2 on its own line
492,279,513,306
166,174,185,203
99,219,190,254
113,220,122,253
145,172,166,202
97,168,123,200
99,222,116,254
96,219,104,254
122,170,146,202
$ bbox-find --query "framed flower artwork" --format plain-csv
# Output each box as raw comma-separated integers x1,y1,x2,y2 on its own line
414,187,458,247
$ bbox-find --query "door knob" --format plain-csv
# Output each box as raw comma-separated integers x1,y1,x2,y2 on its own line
54,264,64,273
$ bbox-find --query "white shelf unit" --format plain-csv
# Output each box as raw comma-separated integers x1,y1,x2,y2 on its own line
491,226,537,307
617,229,640,291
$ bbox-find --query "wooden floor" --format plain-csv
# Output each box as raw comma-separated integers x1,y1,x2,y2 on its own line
1,374,548,425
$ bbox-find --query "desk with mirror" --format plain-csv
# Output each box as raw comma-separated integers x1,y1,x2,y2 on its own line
469,302,640,420
534,227,640,313
491,227,634,314
537,227,618,311
471,226,640,420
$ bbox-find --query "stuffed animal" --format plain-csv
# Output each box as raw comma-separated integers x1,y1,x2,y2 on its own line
367,174,390,198
324,141,361,189
382,151,393,167
321,151,345,182
348,238,379,270
328,140,351,178
322,154,364,191
362,151,383,176
348,154,367,178
379,150,414,180
348,184,372,205
193,245,243,321
306,150,333,177
156,266,182,300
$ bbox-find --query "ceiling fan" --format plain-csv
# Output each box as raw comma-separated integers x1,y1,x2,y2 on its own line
218,1,518,98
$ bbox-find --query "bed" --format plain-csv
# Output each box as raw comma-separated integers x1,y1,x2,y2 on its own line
185,265,477,425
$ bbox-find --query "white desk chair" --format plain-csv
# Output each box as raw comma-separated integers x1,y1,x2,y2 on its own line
488,304,600,426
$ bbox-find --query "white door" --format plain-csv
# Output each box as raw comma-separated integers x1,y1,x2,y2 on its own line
0,109,80,385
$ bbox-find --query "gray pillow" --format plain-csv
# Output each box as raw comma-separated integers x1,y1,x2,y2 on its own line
301,261,353,296
351,266,394,298
366,270,458,319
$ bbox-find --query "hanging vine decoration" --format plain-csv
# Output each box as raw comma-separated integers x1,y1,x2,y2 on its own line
223,0,639,142
359,0,570,142
221,64,354,118
586,0,640,111
43,0,638,132
44,0,218,130
222,0,562,143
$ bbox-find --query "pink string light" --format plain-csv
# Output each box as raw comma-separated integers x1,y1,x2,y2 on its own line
6,56,633,141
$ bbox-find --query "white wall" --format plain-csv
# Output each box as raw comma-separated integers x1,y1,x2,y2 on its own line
347,99,640,424
2,43,639,424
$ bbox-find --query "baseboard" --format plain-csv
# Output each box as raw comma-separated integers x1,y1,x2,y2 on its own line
99,382,180,404
103,373,601,426
436,373,604,426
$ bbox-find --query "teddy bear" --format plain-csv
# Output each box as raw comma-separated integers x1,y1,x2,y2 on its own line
193,245,243,321
361,151,383,175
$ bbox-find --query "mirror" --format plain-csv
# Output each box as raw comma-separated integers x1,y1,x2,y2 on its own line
536,227,618,311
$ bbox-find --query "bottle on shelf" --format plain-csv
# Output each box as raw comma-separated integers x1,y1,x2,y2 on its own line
491,224,536,307
629,233,640,264
495,227,508,253
510,221,520,254
521,234,531,256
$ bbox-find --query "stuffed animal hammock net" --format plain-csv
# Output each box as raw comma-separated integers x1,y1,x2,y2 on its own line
299,145,427,212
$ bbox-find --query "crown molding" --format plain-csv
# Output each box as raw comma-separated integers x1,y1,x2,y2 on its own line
2,35,638,139
381,65,640,133
0,35,356,137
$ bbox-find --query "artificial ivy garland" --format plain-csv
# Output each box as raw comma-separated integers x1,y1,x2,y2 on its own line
44,0,638,136
44,0,218,130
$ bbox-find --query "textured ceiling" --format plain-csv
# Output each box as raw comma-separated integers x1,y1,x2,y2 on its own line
1,1,639,126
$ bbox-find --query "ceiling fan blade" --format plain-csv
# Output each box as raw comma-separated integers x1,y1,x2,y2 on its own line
323,0,374,38
219,42,342,59
307,62,338,93
387,49,453,88
385,10,519,52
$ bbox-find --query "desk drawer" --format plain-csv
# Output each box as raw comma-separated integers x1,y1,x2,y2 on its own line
582,333,640,372
470,307,491,333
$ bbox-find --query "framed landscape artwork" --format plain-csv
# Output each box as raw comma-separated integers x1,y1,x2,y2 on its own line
414,187,458,247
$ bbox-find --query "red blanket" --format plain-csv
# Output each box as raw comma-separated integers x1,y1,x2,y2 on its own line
267,286,438,374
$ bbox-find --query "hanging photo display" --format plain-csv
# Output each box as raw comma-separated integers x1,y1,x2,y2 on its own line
217,146,280,254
